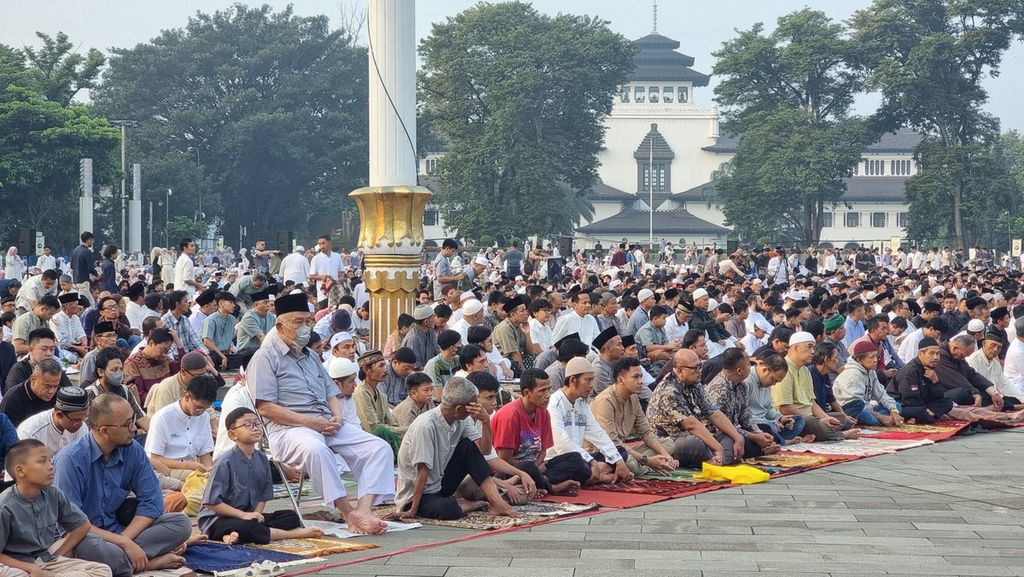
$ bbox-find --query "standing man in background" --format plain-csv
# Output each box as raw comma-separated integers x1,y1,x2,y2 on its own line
71,231,96,306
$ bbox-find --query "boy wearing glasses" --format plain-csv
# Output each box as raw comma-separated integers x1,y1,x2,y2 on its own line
197,407,322,545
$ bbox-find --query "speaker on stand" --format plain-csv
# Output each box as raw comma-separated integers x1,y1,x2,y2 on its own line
17,228,35,257
276,231,294,254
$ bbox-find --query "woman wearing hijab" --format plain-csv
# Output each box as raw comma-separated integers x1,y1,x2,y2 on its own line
3,247,24,280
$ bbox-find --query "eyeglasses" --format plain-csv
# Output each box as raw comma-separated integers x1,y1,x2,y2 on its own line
231,421,261,431
102,305,119,310
105,419,137,430
674,364,701,371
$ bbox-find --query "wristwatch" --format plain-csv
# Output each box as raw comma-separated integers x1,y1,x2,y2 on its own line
639,455,649,466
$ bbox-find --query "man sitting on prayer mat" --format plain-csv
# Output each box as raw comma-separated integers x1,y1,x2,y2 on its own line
394,377,518,520
590,357,678,475
703,348,781,458
248,293,394,535
888,337,955,423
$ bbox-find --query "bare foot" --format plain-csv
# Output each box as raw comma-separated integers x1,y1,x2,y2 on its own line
455,497,489,514
551,480,581,494
906,418,917,424
148,553,186,570
487,499,519,518
186,534,208,546
762,444,781,455
789,434,815,444
222,531,240,545
842,428,861,439
296,526,324,539
345,510,388,535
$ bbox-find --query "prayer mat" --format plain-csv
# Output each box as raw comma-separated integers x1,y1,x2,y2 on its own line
251,536,378,558
181,542,306,573
586,477,718,497
369,502,598,531
273,483,315,499
745,452,830,470
637,468,705,483
860,420,968,441
539,488,668,508
305,519,422,539
781,437,933,457
949,406,1024,424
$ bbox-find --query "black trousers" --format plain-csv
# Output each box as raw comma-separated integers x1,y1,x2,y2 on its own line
543,452,592,486
945,387,975,406
205,510,302,545
416,438,493,520
901,399,955,423
210,351,245,371
513,460,552,494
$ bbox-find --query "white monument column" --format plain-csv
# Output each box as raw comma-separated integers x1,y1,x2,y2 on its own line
129,163,142,253
350,0,432,350
79,159,94,235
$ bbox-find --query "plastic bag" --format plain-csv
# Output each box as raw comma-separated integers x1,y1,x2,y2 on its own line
692,462,770,485
181,470,209,516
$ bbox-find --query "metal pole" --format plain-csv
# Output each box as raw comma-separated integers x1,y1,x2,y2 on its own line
195,147,202,218
120,124,126,249
165,189,171,248
148,201,153,252
648,139,654,247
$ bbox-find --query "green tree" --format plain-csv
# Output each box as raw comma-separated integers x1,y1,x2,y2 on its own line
852,0,1023,249
418,1,635,239
22,32,105,106
711,9,873,244
0,85,120,249
92,4,368,247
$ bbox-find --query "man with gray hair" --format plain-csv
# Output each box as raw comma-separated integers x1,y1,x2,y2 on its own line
935,333,1005,408
249,293,394,535
1,357,64,427
394,377,517,520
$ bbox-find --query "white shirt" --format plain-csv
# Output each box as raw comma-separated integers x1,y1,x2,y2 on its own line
309,251,343,302
664,313,689,342
146,401,215,461
546,389,621,464
898,328,925,362
529,317,553,351
551,311,599,348
1002,338,1024,399
967,349,1010,397
50,311,86,349
174,253,197,297
15,274,55,311
449,318,477,345
279,252,310,286
36,255,56,271
17,409,87,456
126,301,147,330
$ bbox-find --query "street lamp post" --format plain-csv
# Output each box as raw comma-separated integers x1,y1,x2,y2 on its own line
188,142,204,221
110,120,137,249
165,189,172,247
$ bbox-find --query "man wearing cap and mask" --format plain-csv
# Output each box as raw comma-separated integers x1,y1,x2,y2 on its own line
551,291,599,348
249,293,394,534
50,292,88,359
237,289,276,355
546,357,633,485
450,299,484,345
402,305,440,370
16,386,90,456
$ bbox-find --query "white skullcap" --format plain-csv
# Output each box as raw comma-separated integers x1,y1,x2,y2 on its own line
637,289,655,302
294,245,305,252
461,299,483,315
330,331,353,348
474,256,490,266
789,331,816,346
692,288,709,300
328,357,358,379
460,291,475,302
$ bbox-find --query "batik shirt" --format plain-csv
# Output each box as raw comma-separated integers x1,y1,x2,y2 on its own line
703,373,756,433
646,372,718,438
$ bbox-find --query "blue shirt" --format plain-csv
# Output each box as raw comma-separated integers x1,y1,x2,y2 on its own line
53,435,164,533
0,414,17,463
809,365,836,412
842,318,865,349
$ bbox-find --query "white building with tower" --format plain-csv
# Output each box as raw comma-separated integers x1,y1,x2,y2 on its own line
419,23,919,250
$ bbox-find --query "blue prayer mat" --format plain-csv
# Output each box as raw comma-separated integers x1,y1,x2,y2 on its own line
182,542,306,573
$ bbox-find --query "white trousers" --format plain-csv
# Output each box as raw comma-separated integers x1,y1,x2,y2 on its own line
269,423,394,506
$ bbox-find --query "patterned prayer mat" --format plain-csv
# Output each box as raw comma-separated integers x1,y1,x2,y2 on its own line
745,452,831,470
949,406,1024,424
586,477,717,496
251,536,378,557
782,437,934,457
637,468,706,483
860,420,969,441
368,501,599,530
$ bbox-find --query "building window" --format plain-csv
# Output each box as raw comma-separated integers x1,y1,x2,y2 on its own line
845,212,860,228
897,212,909,228
635,86,646,103
678,86,688,103
620,86,630,103
649,87,660,103
822,212,833,228
425,158,437,174
641,163,668,192
891,159,912,176
865,159,886,176
871,212,887,228
662,86,674,103
853,162,859,176
423,209,438,226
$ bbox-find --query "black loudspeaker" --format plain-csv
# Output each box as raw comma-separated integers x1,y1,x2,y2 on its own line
277,231,293,253
727,239,739,254
557,237,573,257
17,228,35,256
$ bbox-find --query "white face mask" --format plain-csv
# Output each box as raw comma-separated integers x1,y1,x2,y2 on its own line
105,369,124,386
291,326,311,351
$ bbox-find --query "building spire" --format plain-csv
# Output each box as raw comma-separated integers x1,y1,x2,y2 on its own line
652,0,658,33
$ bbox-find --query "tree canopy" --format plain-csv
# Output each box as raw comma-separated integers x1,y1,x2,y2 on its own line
418,1,635,240
711,9,873,245
92,3,369,247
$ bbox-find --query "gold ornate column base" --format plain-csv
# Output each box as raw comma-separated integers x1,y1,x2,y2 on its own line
349,185,432,350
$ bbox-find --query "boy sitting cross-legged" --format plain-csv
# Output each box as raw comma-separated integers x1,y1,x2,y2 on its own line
196,408,323,545
0,439,112,577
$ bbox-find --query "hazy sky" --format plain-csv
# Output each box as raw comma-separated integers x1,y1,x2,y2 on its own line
3,0,1024,130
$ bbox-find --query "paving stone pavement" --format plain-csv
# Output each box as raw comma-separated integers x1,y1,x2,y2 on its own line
285,428,1024,576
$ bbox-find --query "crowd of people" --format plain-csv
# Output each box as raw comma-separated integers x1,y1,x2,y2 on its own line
0,229,1022,574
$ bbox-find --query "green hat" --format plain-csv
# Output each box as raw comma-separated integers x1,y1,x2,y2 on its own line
823,314,845,332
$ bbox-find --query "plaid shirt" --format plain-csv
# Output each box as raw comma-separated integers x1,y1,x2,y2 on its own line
161,311,207,354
